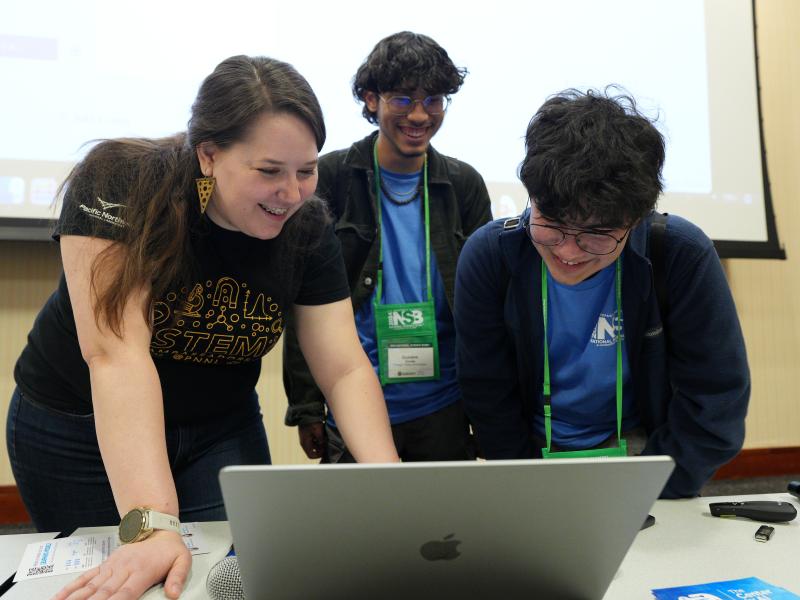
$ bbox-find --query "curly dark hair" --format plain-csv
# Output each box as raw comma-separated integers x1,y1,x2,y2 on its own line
352,31,467,124
519,87,665,229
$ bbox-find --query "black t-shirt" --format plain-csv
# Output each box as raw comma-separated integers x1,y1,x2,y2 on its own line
14,187,349,425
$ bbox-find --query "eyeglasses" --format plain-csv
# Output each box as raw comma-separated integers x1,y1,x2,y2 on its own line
526,220,630,255
379,94,451,116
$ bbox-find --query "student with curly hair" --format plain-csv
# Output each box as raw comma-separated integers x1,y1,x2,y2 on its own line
283,32,492,462
454,89,750,498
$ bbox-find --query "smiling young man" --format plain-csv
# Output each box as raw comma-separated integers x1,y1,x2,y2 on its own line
283,31,492,462
454,89,750,498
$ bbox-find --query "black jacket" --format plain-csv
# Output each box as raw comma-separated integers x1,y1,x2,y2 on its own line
283,132,492,425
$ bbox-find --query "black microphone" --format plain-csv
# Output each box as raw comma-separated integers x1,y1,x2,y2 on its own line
206,555,246,600
789,481,800,500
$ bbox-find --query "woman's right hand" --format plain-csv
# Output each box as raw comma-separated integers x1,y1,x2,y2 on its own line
52,530,191,600
294,299,399,462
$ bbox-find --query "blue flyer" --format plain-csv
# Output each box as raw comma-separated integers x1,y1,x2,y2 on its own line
652,577,800,599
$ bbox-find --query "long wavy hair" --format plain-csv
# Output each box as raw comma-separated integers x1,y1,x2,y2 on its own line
59,55,327,336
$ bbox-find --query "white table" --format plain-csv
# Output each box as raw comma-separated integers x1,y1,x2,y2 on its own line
2,494,798,599
605,492,799,597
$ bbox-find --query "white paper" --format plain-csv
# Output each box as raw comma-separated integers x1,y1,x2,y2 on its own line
14,523,210,582
14,534,116,581
179,522,209,555
387,344,435,378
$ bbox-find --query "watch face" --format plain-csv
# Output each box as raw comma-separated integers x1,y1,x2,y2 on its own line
119,508,146,543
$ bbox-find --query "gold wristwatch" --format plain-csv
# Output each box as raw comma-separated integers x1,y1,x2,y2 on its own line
119,507,181,544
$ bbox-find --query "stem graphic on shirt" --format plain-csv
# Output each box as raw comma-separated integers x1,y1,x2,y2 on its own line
149,276,283,365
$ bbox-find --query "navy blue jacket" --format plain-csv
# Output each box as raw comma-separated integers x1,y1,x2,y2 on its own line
454,211,750,498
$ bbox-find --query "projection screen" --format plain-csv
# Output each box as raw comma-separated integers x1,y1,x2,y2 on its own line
0,0,785,258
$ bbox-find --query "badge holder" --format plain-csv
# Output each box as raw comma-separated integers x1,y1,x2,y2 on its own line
375,300,439,385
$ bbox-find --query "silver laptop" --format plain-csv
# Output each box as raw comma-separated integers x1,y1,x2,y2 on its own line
220,456,674,600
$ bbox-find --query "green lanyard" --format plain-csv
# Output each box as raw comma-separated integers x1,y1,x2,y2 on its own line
370,141,439,385
540,258,627,459
372,142,432,304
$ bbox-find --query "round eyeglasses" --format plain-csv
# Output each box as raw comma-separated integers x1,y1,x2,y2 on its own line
526,220,630,255
379,94,451,116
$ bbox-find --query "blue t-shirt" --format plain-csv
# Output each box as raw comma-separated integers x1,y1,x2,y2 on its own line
533,262,639,447
331,167,460,426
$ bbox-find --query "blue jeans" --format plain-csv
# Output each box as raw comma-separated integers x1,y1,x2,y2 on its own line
6,387,270,532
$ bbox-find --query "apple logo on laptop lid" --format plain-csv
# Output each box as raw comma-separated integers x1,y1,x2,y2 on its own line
419,533,461,561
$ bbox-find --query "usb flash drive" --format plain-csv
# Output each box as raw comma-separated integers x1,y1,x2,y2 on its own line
754,525,774,542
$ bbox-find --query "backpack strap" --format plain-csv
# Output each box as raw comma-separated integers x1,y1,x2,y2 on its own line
649,212,669,319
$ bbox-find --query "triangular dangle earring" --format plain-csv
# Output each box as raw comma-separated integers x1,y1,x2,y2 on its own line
196,176,215,214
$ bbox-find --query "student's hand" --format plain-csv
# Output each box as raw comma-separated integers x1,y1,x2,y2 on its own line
53,529,191,600
298,422,327,459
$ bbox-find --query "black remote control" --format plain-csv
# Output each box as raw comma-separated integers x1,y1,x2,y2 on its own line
709,500,797,523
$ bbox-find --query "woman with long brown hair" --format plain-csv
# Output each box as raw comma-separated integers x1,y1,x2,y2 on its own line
7,55,398,598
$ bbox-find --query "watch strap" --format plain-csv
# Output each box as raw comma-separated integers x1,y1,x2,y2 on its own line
145,510,181,534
